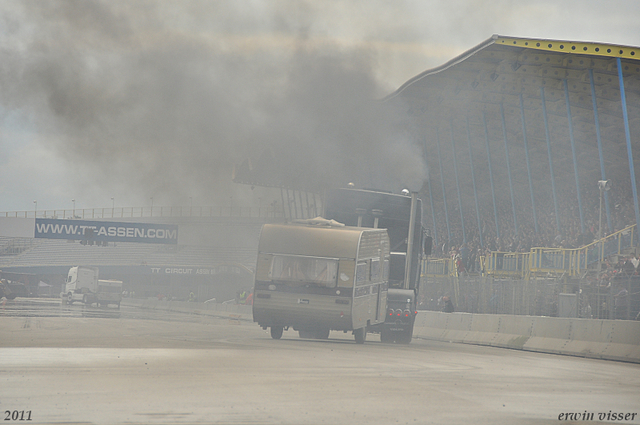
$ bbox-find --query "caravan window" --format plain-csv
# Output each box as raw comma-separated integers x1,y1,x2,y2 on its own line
270,255,338,287
355,261,368,285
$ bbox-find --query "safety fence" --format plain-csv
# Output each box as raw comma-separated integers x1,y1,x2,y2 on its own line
419,274,640,321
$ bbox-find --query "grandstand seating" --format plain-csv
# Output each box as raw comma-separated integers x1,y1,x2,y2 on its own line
0,239,256,269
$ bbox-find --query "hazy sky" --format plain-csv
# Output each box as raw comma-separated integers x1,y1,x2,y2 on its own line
1,0,639,213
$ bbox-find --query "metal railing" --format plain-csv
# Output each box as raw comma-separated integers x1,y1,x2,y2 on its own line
423,257,453,276
1,205,284,220
528,224,636,277
422,224,637,280
485,251,529,279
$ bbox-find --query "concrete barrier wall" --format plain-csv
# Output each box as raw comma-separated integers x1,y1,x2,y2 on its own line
129,298,253,321
414,311,640,363
126,299,640,363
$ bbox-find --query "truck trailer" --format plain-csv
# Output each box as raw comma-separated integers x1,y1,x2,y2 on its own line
324,187,431,344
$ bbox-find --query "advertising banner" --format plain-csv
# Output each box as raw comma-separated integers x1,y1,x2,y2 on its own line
34,218,178,245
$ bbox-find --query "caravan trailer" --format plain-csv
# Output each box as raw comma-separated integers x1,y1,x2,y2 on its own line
252,218,390,344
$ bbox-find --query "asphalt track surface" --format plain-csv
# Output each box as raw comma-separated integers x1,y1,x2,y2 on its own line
1,298,639,425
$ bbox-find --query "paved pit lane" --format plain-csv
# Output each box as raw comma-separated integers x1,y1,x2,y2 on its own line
1,298,639,425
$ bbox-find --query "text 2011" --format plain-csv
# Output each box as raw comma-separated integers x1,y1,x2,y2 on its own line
4,411,32,421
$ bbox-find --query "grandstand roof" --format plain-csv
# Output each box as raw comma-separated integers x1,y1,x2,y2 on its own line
385,34,640,178
234,35,640,193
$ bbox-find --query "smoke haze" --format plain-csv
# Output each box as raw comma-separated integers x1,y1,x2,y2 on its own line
1,0,638,211
1,1,429,210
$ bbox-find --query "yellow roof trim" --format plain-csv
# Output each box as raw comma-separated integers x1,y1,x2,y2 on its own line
495,35,640,61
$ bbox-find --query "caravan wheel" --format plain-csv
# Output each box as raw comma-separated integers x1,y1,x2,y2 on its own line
315,328,330,339
67,293,73,305
270,326,284,340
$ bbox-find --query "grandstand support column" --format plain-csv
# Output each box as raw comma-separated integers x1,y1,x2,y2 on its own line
466,116,484,247
291,189,299,219
451,275,460,309
436,128,452,244
500,104,518,236
288,189,294,219
482,111,499,242
589,69,613,233
422,135,439,247
287,189,293,219
563,79,586,234
279,187,288,221
297,190,304,219
304,191,310,219
312,192,319,217
287,189,296,219
616,57,640,247
519,94,538,234
450,121,467,244
540,87,561,234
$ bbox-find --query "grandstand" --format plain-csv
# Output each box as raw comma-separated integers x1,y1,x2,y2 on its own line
233,35,640,320
1,239,257,270
384,35,640,255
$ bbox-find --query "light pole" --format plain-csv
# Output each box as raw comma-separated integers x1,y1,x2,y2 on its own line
597,180,611,274
72,199,75,218
33,200,37,218
111,197,114,217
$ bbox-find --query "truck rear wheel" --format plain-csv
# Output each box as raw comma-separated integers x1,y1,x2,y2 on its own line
380,329,393,343
354,327,366,344
270,326,284,340
67,293,73,305
397,328,413,345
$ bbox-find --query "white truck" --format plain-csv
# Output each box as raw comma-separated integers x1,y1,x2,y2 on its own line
63,266,123,309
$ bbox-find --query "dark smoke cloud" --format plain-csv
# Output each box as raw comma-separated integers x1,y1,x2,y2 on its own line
1,0,427,209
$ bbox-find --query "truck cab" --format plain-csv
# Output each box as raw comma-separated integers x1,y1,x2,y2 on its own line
63,266,122,309
65,266,99,304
